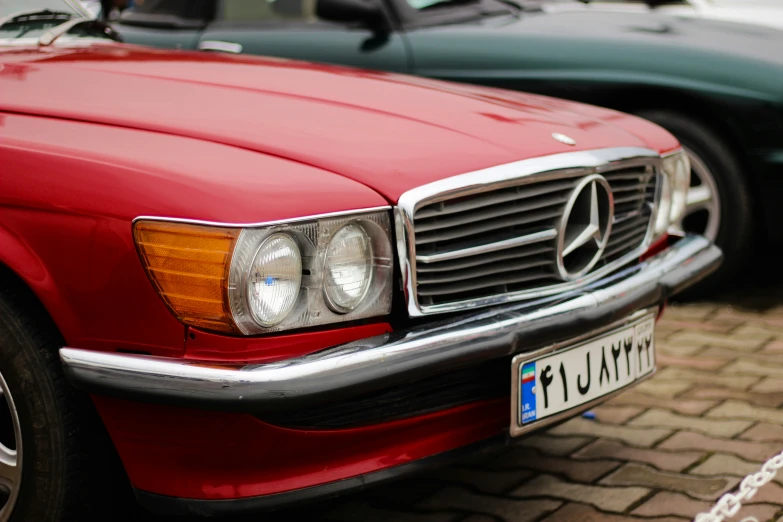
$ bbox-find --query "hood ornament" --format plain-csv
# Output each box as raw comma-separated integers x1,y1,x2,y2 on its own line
553,133,577,146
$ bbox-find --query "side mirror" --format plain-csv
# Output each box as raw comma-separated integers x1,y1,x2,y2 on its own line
316,0,388,30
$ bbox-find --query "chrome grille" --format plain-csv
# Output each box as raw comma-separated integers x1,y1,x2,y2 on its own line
397,150,660,314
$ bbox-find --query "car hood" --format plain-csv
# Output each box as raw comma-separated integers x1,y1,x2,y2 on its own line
0,45,676,203
408,8,783,102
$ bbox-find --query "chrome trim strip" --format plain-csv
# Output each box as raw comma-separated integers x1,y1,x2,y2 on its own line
132,206,392,228
60,235,720,412
509,310,656,437
395,147,662,317
415,229,557,264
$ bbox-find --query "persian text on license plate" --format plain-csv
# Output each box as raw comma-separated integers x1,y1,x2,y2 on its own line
511,314,655,434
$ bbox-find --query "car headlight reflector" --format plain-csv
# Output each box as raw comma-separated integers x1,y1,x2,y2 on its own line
247,233,302,327
654,149,690,236
324,224,373,313
669,152,691,229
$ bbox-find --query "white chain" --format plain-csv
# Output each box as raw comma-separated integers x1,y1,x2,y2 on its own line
694,450,783,522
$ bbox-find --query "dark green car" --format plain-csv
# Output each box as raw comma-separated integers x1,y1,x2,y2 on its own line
114,0,783,289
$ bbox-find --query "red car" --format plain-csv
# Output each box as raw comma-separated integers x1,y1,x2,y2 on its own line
0,21,720,522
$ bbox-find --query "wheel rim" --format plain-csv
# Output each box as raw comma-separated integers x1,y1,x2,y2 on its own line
675,146,721,242
0,372,21,522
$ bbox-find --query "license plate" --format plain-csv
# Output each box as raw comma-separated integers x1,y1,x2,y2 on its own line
511,314,656,434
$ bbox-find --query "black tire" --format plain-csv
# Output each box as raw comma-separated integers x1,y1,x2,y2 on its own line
635,110,754,297
0,278,133,522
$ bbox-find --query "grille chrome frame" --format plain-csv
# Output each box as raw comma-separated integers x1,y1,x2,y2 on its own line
395,147,667,317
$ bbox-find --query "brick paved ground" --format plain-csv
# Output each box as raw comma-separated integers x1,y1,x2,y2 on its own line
145,282,783,522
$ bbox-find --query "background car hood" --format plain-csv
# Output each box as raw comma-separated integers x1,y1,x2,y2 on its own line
0,45,676,203
475,9,783,98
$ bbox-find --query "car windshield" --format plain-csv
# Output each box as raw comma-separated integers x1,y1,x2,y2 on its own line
0,1,110,43
0,0,81,16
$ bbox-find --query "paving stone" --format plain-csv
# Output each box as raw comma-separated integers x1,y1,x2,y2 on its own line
662,304,717,322
515,435,592,457
740,423,783,443
546,417,671,447
711,307,776,325
705,400,783,424
730,324,781,340
628,409,752,438
747,481,783,505
538,502,688,522
761,340,783,354
750,377,783,394
484,447,620,482
700,346,783,364
634,379,694,398
417,486,561,522
510,474,650,512
592,405,644,424
599,463,736,500
632,492,780,521
658,431,783,461
320,499,460,522
572,439,704,472
723,359,783,379
653,367,761,390
682,386,783,409
658,318,737,334
656,341,707,357
608,392,719,416
426,467,533,495
664,331,766,352
690,454,783,487
655,352,728,371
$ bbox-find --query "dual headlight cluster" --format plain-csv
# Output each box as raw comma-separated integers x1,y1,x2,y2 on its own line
654,149,691,237
134,210,393,335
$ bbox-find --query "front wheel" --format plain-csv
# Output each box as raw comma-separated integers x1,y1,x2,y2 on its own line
635,110,754,295
0,281,133,521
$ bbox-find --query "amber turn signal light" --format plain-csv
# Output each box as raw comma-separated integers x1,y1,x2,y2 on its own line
133,221,240,333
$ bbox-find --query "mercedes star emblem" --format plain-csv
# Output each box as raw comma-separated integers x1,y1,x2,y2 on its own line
556,174,614,281
552,133,577,146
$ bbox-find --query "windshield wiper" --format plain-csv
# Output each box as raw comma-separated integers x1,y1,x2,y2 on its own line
0,9,74,31
419,0,481,11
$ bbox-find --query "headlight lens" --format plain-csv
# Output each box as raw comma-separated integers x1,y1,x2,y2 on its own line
247,234,302,327
654,149,690,236
134,210,393,336
324,224,372,313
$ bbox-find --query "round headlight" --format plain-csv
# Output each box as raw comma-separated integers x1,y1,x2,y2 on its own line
247,234,302,327
668,154,691,227
324,223,372,313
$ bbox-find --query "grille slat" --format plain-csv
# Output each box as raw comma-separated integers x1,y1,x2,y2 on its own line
409,163,658,310
415,193,570,233
418,268,554,297
414,179,577,220
415,209,563,246
417,257,553,285
417,244,554,273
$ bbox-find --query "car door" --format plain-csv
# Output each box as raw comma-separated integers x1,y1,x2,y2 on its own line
197,0,411,72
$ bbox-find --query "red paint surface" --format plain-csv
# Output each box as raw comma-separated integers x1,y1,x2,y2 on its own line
185,323,393,363
93,396,508,499
1,45,678,205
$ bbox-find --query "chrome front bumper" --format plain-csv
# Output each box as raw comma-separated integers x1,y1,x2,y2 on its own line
60,235,721,413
